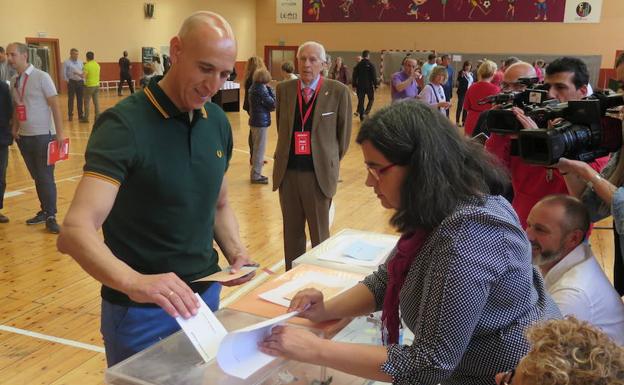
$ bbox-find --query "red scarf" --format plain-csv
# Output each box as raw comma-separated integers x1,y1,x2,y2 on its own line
381,229,430,345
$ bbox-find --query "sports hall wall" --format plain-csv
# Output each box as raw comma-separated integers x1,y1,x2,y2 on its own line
255,0,624,69
0,0,256,89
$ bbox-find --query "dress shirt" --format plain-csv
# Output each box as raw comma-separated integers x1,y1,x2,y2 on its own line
544,243,624,345
63,59,83,81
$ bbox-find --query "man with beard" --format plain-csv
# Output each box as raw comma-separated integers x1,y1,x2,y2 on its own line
526,195,624,345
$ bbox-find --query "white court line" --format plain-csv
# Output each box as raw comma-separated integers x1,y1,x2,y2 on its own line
0,325,104,353
232,148,274,161
3,191,24,198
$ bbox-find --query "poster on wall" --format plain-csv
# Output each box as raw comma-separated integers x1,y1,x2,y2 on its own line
278,0,303,23
302,0,568,23
564,0,602,23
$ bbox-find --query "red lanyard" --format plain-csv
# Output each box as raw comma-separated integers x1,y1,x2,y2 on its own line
296,76,324,130
17,74,29,103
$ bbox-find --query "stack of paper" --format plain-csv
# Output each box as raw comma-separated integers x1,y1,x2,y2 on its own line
317,237,394,267
258,271,359,307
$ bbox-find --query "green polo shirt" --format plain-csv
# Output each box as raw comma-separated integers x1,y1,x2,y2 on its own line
84,76,233,306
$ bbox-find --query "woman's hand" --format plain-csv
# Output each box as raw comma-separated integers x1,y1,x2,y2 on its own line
437,101,451,109
554,157,593,179
259,325,324,363
288,288,330,323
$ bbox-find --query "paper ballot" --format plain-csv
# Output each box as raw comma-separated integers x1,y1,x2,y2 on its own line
216,311,299,379
175,293,228,363
192,265,258,283
176,295,301,379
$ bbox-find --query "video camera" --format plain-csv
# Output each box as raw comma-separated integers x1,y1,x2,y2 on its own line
518,90,624,165
481,77,553,133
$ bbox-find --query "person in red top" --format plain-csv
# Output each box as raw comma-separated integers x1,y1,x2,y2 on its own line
463,59,499,136
486,59,607,228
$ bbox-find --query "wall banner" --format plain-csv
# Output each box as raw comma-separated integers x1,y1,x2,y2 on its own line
564,0,602,23
303,0,570,23
278,0,303,23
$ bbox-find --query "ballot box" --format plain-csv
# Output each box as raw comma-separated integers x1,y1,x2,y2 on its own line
292,228,399,275
105,308,373,385
105,308,312,385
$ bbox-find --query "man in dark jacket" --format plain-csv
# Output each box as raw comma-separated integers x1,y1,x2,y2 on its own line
352,50,378,121
0,80,12,223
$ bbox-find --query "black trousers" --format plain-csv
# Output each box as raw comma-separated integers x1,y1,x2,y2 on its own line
356,88,375,119
67,79,84,118
118,74,135,94
456,91,468,124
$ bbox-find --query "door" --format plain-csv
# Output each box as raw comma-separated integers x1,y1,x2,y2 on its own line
264,46,298,80
25,37,62,92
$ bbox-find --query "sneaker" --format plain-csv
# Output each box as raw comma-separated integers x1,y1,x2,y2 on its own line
0,212,8,223
251,176,269,185
26,211,47,225
79,118,89,123
46,216,60,234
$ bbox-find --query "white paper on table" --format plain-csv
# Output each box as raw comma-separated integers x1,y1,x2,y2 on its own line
258,271,359,307
216,311,299,379
175,293,228,363
317,236,395,267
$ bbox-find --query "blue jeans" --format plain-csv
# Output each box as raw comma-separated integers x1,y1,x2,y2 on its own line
101,283,221,367
16,134,57,215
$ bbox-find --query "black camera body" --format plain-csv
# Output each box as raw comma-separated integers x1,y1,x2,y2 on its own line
484,82,552,134
518,91,624,165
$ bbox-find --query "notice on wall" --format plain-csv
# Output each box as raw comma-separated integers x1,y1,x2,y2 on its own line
277,0,302,24
564,0,602,23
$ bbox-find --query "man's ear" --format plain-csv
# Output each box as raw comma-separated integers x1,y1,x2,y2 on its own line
578,84,588,98
169,36,182,65
566,229,585,249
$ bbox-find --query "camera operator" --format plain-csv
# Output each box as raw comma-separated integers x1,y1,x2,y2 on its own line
485,58,607,228
555,53,624,295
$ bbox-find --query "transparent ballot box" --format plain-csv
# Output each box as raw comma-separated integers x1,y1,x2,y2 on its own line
105,308,327,385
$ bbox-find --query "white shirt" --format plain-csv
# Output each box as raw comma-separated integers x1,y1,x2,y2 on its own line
544,243,624,345
10,64,57,136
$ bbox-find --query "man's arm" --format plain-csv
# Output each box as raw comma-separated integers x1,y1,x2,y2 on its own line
57,176,200,318
393,75,415,93
213,176,255,283
46,95,65,146
62,61,69,82
337,86,352,160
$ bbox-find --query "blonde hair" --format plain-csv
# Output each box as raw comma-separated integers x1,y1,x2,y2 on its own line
244,56,265,83
253,68,271,83
520,317,624,385
477,60,497,80
429,66,448,84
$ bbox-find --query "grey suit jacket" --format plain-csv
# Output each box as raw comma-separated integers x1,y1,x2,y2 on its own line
272,78,352,198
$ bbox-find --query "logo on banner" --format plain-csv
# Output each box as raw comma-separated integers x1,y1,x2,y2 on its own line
277,0,302,24
564,0,602,23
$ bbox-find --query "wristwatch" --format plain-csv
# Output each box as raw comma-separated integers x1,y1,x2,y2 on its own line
586,173,603,190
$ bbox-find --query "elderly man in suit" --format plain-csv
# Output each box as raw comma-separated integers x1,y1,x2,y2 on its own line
273,41,352,270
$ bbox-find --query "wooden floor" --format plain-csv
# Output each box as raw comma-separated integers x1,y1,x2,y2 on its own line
0,83,615,384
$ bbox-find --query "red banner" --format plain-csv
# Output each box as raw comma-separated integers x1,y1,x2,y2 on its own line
303,0,567,23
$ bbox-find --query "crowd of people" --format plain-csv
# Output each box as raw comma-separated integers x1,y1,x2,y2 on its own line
1,9,623,385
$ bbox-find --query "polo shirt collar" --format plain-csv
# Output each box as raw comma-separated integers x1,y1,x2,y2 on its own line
24,64,34,76
144,76,208,120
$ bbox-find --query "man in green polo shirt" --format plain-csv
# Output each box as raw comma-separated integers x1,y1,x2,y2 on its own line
82,51,100,123
57,11,255,366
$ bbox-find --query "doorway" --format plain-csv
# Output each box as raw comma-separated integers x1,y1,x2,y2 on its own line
264,46,298,80
24,37,62,92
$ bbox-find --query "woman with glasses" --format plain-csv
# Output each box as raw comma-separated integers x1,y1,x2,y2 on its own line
260,100,560,385
495,317,624,385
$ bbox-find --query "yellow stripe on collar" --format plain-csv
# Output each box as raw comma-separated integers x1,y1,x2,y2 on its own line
144,87,170,119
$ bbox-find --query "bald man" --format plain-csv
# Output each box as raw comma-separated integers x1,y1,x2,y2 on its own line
485,60,605,228
57,12,255,366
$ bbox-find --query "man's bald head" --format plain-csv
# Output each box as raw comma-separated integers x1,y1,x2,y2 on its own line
178,11,235,47
161,11,238,112
502,62,537,92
